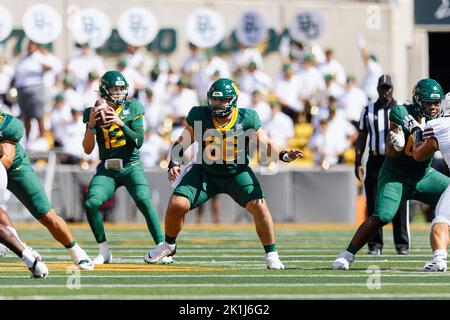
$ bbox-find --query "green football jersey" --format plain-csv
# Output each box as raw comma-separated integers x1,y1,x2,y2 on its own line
388,103,431,172
0,112,31,170
186,106,261,177
83,100,144,163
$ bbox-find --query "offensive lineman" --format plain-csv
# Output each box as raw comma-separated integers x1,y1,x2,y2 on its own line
333,79,450,270
144,78,303,269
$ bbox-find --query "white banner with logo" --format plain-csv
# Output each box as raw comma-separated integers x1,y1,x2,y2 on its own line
69,8,112,48
186,7,225,48
22,4,62,44
289,10,325,43
118,7,159,47
236,10,268,47
0,6,13,42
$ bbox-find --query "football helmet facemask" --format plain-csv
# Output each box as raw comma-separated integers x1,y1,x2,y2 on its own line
413,78,444,120
207,78,238,118
99,71,129,106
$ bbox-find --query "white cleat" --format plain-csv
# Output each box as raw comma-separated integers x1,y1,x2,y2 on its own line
144,242,176,264
93,251,112,265
158,256,174,264
333,251,355,270
29,257,49,278
77,258,95,271
420,259,447,272
0,243,8,257
265,251,285,270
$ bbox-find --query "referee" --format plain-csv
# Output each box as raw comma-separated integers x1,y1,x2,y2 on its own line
355,74,410,255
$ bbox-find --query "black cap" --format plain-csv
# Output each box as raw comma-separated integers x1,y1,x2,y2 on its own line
377,74,393,88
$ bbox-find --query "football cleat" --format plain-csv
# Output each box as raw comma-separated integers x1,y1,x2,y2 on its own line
158,256,174,264
332,251,355,270
265,251,285,270
420,259,447,272
29,257,49,278
144,242,176,264
93,251,112,265
0,243,8,257
77,258,95,271
367,248,381,256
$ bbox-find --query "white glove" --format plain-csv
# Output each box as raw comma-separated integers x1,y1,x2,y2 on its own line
402,114,421,133
390,125,405,152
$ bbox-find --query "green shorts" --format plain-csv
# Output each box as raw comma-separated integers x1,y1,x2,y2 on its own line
7,163,51,219
174,165,264,209
374,164,450,223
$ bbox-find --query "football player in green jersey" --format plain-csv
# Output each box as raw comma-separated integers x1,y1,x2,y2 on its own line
333,78,450,270
82,71,170,264
0,112,93,270
144,78,303,269
0,149,48,278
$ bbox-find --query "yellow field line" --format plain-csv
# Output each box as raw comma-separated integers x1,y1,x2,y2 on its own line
0,262,225,272
11,222,432,232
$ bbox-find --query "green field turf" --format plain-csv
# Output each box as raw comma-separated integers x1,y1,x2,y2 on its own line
0,223,449,300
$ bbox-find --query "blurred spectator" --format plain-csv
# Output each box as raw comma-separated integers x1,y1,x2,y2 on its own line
360,48,383,102
337,75,368,127
116,58,146,100
143,87,167,132
78,71,100,110
238,61,273,97
13,40,53,146
143,66,170,110
49,93,72,147
67,42,105,92
321,74,345,101
140,128,171,168
250,90,271,127
230,41,264,78
124,44,153,76
39,44,63,100
297,53,325,106
58,108,86,164
61,75,83,111
308,103,357,166
274,63,304,123
0,55,14,111
168,78,199,124
264,101,295,148
318,48,346,86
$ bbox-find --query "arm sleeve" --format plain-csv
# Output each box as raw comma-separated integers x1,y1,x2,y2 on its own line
122,114,144,149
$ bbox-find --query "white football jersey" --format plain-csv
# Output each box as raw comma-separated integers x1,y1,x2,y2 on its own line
424,116,450,171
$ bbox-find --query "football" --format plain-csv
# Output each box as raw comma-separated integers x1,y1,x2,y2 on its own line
94,99,111,128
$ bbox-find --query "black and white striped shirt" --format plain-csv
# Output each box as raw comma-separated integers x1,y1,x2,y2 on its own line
358,99,396,156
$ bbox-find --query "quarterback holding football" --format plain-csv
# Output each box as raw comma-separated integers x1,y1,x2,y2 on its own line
82,71,171,264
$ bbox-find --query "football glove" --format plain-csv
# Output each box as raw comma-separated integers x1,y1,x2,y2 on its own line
390,125,405,152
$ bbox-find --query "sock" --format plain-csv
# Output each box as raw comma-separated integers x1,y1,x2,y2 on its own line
165,235,177,245
99,241,110,257
433,249,448,261
136,198,164,244
21,249,36,269
264,244,276,254
68,243,87,262
346,243,358,255
64,241,76,249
